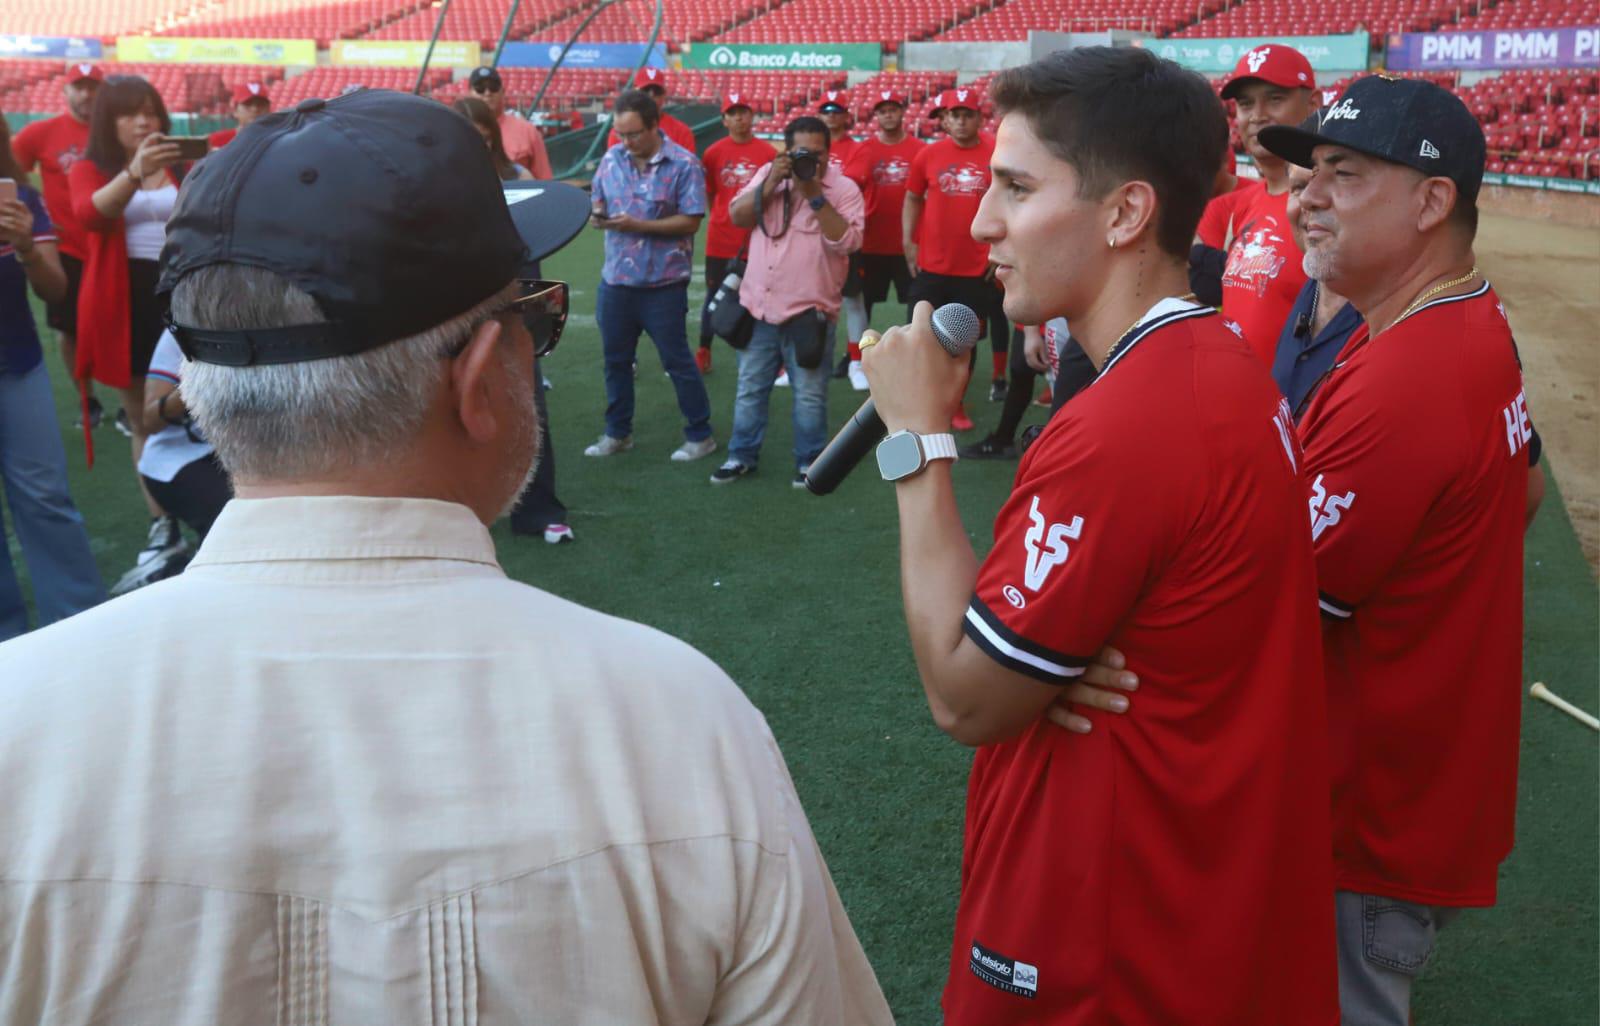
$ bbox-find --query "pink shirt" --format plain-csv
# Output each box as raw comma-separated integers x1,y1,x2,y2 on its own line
734,165,863,323
499,112,553,180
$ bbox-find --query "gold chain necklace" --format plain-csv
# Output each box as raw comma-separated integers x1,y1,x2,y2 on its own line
1383,267,1478,335
1100,292,1198,370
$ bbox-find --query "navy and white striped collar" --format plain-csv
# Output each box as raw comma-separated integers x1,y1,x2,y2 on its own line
1388,279,1491,332
1095,297,1214,381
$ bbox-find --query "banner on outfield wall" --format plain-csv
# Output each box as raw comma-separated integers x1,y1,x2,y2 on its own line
682,43,881,71
0,35,103,60
498,41,666,69
329,40,482,68
1142,33,1370,72
1386,26,1600,70
117,36,316,65
1483,171,1600,194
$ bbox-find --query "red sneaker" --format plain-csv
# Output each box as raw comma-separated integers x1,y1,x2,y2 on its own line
951,407,975,432
695,347,712,374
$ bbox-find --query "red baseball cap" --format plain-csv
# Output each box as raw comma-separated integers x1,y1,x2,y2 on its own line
932,87,981,114
816,89,849,113
1220,44,1315,99
67,63,104,84
231,82,271,106
721,91,754,113
632,67,669,94
870,88,907,110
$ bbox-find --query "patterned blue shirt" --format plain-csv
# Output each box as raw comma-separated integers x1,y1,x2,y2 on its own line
591,137,706,287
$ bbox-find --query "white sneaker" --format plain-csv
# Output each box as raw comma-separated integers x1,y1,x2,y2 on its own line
543,523,574,544
847,361,869,391
670,436,718,462
584,434,633,457
110,516,190,596
775,369,791,388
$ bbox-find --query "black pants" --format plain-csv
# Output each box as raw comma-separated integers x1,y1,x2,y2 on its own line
906,270,1009,357
128,258,168,377
992,330,1037,444
142,453,231,539
699,255,732,349
510,363,568,534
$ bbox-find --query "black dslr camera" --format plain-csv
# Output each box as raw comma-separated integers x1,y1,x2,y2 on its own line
789,147,821,181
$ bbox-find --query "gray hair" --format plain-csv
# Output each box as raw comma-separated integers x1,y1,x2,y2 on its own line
173,266,517,482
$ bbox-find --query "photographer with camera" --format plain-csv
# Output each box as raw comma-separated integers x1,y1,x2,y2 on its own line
712,116,863,487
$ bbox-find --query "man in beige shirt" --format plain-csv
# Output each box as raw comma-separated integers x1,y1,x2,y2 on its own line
0,88,892,1026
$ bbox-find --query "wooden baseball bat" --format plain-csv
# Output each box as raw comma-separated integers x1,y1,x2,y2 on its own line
1529,682,1600,731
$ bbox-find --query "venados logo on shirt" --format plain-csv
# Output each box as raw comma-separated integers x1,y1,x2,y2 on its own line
1023,495,1083,592
1308,473,1355,541
969,939,1039,999
936,162,988,195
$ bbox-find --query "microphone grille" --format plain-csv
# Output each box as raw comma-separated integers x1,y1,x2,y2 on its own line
931,303,981,356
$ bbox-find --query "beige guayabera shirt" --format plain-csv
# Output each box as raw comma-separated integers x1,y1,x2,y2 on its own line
0,496,893,1026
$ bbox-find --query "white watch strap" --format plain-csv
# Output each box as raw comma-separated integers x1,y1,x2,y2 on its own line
921,432,959,463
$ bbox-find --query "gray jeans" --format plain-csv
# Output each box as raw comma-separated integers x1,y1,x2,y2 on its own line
1336,890,1462,1026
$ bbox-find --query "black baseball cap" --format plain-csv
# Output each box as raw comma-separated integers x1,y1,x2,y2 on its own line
1258,75,1486,204
159,89,581,367
469,66,502,91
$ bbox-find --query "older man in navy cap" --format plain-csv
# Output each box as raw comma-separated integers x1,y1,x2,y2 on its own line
1258,76,1531,1026
0,89,892,1026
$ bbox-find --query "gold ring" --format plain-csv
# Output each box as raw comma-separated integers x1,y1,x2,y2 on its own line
858,331,881,352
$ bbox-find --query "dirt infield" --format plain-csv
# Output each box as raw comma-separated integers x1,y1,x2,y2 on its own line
1476,210,1600,572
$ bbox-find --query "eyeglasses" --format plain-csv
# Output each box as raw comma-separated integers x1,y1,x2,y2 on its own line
504,279,568,357
615,128,650,142
472,83,501,94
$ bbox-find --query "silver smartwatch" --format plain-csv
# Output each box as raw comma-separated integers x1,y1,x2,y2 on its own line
876,430,959,482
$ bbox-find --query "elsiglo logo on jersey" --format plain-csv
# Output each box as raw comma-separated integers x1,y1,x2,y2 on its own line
1023,496,1083,592
1308,474,1355,541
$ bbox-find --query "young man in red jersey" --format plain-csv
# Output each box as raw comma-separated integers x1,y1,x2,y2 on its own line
11,62,102,421
1218,44,1319,364
839,89,922,390
903,88,1002,430
696,92,775,373
1257,76,1529,1026
860,47,1337,1026
206,82,271,149
816,90,858,174
607,67,696,154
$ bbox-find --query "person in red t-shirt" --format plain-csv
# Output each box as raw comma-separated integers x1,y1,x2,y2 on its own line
695,92,775,373
904,88,1003,430
1187,119,1252,306
838,89,922,390
11,62,102,415
206,81,272,150
1257,76,1527,1026
860,47,1336,1026
1217,45,1319,365
816,90,858,174
606,67,696,155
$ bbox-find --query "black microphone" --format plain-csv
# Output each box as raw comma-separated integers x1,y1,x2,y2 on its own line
804,302,981,495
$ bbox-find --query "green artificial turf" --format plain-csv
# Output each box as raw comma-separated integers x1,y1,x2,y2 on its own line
10,227,1596,1023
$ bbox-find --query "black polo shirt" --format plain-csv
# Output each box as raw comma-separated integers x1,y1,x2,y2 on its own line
1271,279,1362,416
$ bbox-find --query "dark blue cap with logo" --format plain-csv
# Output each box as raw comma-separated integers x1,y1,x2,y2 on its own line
159,88,585,366
1258,75,1486,205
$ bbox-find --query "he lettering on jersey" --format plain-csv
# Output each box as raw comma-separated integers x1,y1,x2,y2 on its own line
1502,389,1532,457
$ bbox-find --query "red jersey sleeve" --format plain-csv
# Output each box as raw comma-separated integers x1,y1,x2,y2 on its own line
1298,337,1449,618
69,159,118,232
905,147,929,199
11,120,43,172
965,412,1170,684
1195,188,1235,249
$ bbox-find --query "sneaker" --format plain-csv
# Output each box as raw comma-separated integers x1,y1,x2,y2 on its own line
542,375,553,391
847,361,869,392
695,347,712,374
671,436,718,462
74,395,105,431
960,434,1018,460
583,434,633,457
988,378,1008,402
951,407,975,432
109,516,190,596
831,353,851,379
113,407,134,438
543,523,575,544
710,459,753,484
775,369,790,388
792,469,811,489
1034,388,1053,407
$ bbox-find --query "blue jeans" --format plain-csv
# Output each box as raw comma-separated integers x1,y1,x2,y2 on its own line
0,363,106,641
1335,890,1461,1026
727,316,833,471
595,281,712,443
